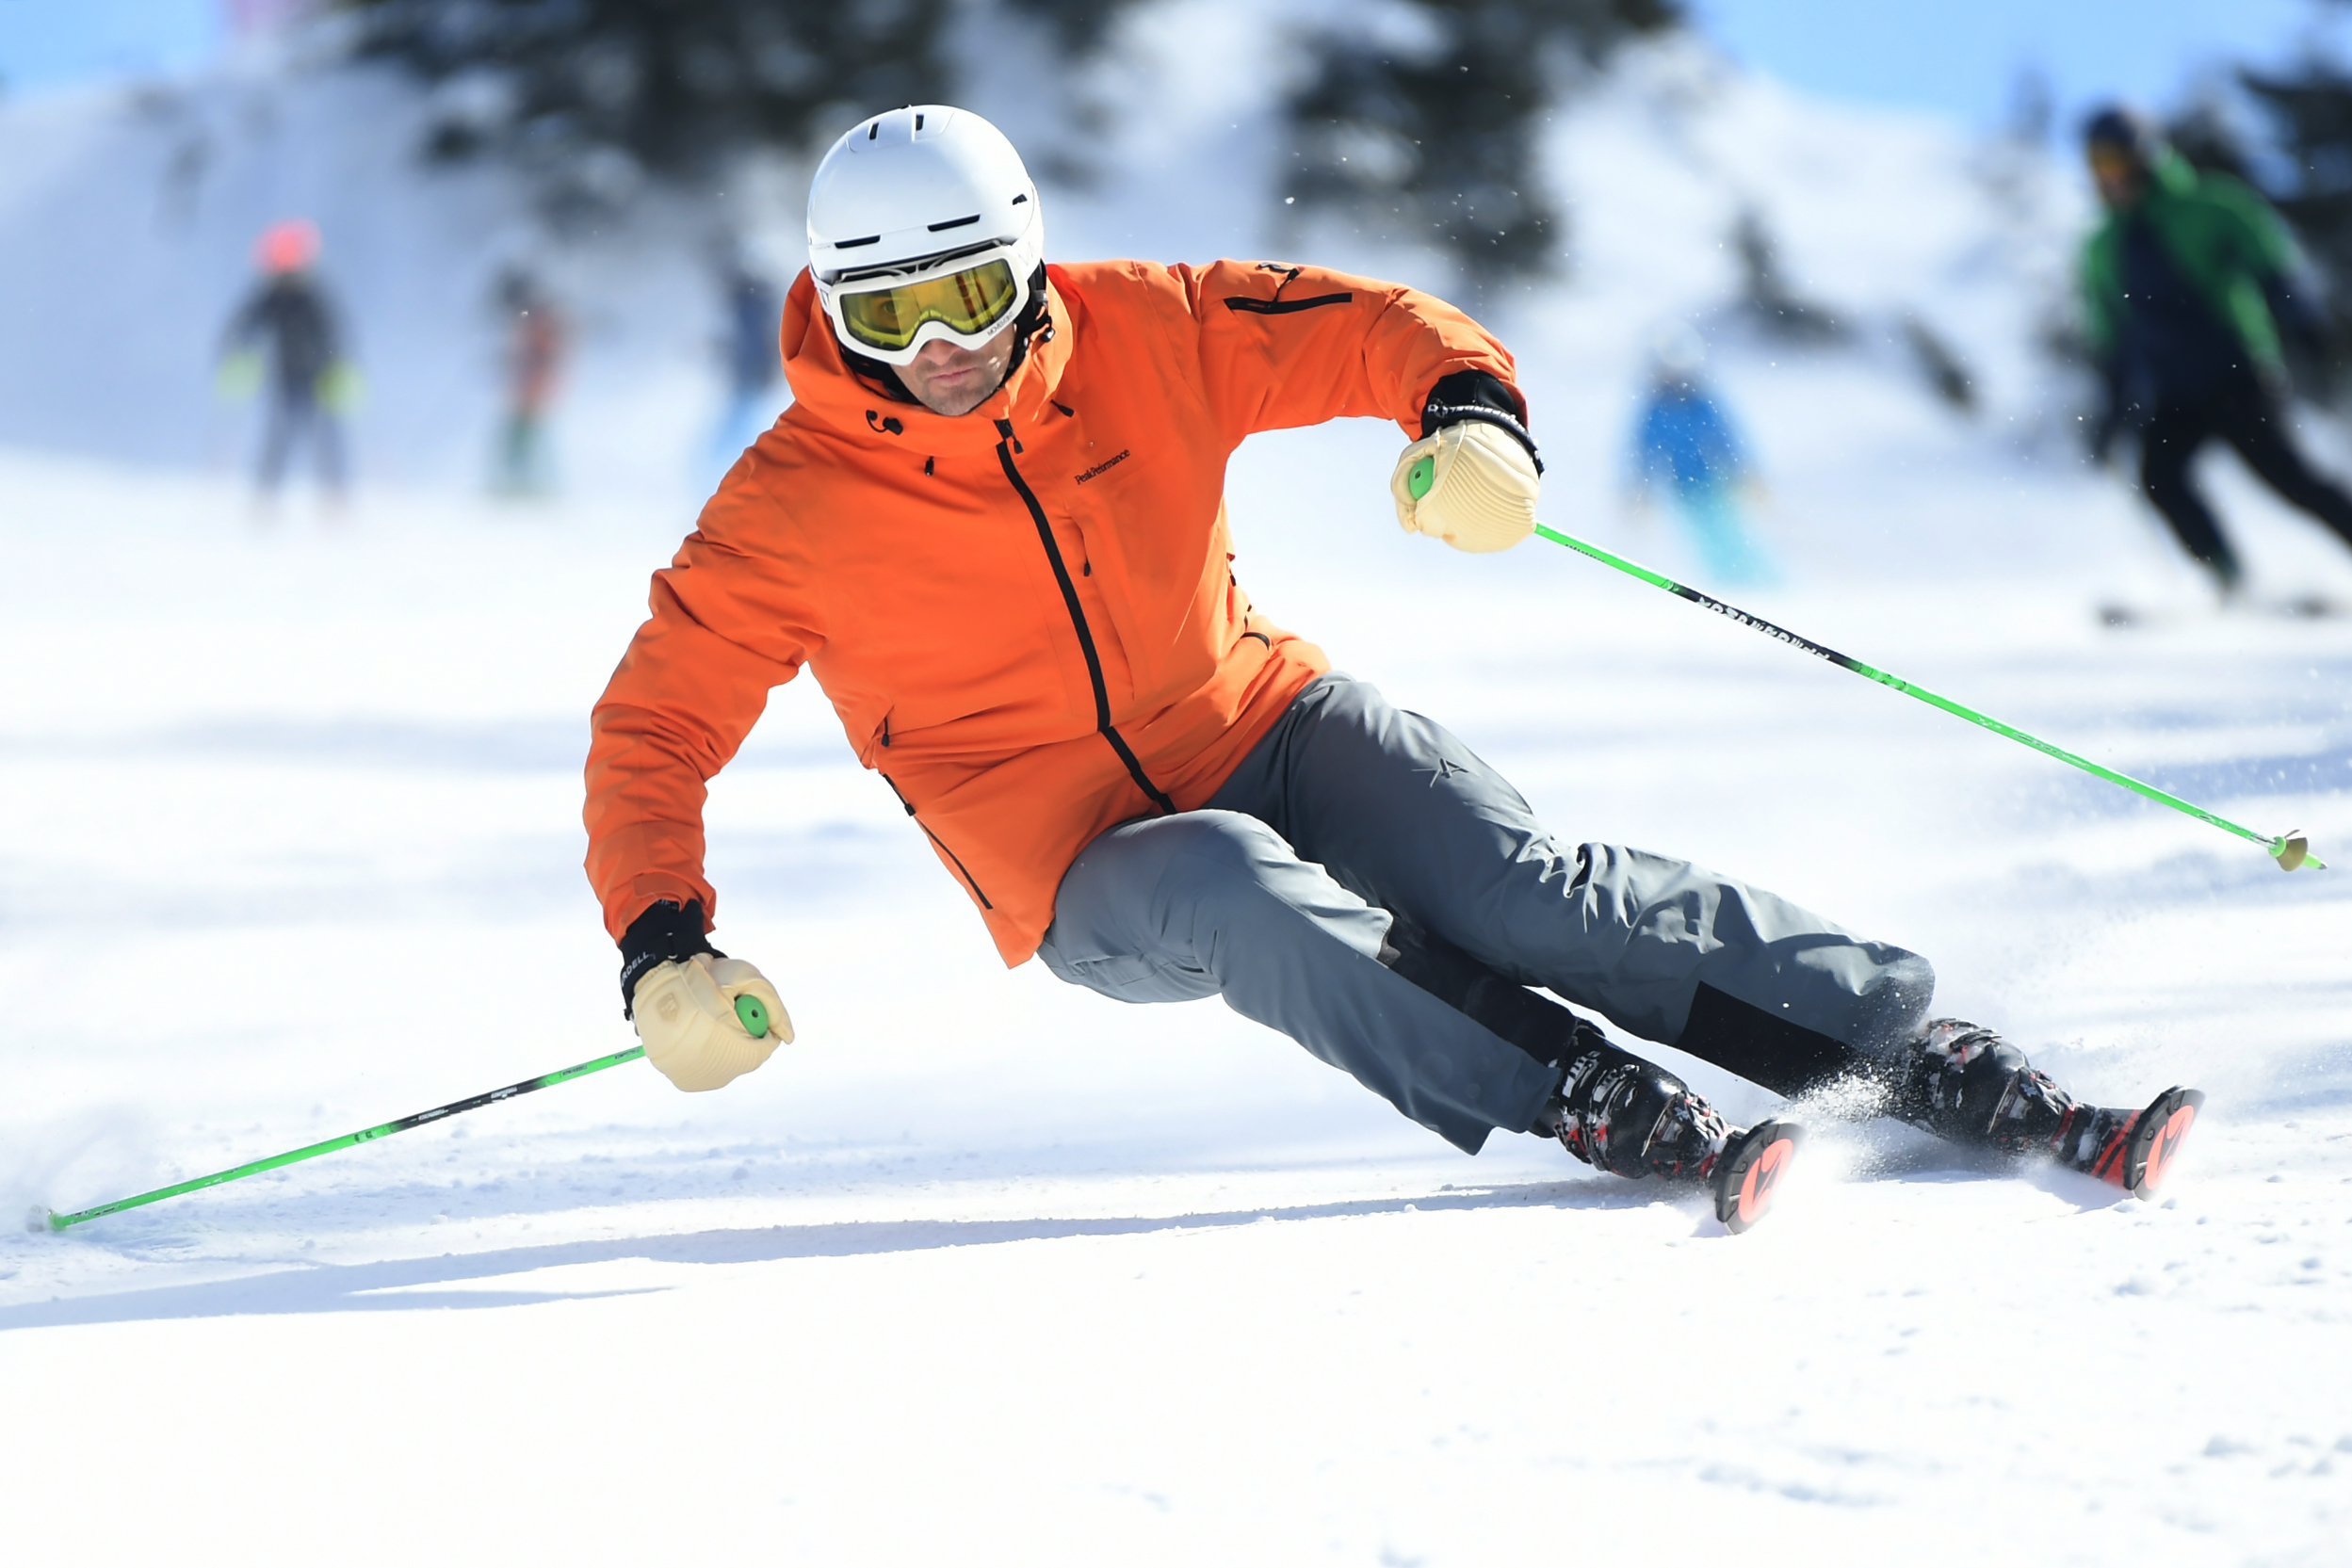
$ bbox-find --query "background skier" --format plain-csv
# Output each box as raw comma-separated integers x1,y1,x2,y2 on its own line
584,107,2201,1227
490,264,567,496
709,250,785,474
219,218,351,507
2081,105,2352,595
1628,323,1775,585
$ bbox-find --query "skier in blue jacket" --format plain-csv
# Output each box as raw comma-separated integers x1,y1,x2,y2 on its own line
1630,325,1775,585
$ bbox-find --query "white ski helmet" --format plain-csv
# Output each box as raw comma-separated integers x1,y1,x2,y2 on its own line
807,105,1045,368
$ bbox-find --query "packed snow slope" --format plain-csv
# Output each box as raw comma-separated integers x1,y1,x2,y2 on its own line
4,27,2352,1568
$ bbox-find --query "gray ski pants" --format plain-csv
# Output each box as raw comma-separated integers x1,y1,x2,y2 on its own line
1035,673,1935,1153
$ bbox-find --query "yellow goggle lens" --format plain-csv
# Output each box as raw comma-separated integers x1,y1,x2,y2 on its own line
838,259,1020,351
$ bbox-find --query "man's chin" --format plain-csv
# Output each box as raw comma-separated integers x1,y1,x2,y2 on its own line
916,380,994,418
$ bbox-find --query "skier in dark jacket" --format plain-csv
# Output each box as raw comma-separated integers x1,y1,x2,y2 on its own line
221,219,350,503
710,254,785,470
2081,106,2352,593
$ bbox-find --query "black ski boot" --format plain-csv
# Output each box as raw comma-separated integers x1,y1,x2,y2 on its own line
1549,1041,1729,1179
1892,1020,2204,1198
1544,1039,1803,1234
1380,918,1802,1231
1891,1020,2073,1154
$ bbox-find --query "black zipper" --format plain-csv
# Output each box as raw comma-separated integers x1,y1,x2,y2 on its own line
1223,292,1353,315
921,825,993,909
994,418,1176,816
882,771,993,909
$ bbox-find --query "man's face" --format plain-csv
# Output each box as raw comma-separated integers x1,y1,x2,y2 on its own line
898,320,1019,417
2089,143,2143,209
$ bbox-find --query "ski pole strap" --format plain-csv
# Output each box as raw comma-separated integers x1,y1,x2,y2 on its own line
1531,524,2325,872
44,1044,649,1232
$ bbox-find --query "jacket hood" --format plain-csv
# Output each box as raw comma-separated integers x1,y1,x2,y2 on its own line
778,266,1074,456
2147,147,2198,201
2098,147,2197,218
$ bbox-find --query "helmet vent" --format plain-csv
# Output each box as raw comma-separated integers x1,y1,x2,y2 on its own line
867,121,880,141
834,234,881,249
926,214,981,232
915,112,926,131
1012,194,1029,204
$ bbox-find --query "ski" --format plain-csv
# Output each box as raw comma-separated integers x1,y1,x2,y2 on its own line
1713,1118,1803,1234
2087,1085,2205,1199
2099,595,2345,629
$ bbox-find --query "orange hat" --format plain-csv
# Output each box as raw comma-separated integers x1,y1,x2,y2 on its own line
255,218,320,273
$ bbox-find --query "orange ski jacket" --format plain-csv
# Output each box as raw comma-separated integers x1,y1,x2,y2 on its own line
585,258,1521,964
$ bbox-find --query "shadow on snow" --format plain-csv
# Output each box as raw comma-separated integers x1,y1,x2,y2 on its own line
3,1179,1679,1332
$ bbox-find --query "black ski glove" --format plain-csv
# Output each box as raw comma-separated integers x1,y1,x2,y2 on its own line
618,898,721,1018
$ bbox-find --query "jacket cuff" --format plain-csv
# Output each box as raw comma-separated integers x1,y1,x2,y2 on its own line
618,898,722,1018
1420,369,1543,475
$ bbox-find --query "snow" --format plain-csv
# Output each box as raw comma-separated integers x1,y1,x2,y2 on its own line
3,25,2351,1568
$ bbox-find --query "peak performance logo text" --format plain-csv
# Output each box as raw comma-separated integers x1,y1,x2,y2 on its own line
1076,449,1131,484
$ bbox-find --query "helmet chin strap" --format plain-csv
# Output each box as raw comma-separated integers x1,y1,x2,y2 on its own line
839,345,922,405
839,265,1053,410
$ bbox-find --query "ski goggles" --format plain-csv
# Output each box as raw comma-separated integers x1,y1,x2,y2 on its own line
835,258,1021,354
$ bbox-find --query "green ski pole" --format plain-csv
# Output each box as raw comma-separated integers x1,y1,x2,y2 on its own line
1529,522,2324,872
34,998,770,1234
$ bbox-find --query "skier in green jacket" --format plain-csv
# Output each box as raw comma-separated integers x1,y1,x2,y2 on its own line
2080,105,2352,594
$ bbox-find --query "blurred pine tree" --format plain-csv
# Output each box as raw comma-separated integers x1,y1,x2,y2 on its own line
997,0,1143,57
2235,63,2352,399
340,0,954,218
1280,0,1680,293
2165,72,2352,403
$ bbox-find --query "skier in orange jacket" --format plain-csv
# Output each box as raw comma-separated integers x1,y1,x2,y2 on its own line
584,107,2201,1222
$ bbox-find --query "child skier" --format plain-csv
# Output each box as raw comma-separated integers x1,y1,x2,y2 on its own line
219,218,351,506
583,107,2201,1230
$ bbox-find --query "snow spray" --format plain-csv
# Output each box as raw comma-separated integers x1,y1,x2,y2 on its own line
7,1107,160,1235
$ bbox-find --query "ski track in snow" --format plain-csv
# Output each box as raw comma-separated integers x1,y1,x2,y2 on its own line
3,38,2351,1568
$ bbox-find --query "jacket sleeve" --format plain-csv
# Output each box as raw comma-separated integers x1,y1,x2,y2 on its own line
2079,232,2121,363
2204,173,2297,279
1176,260,1523,445
220,285,267,356
584,460,820,942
